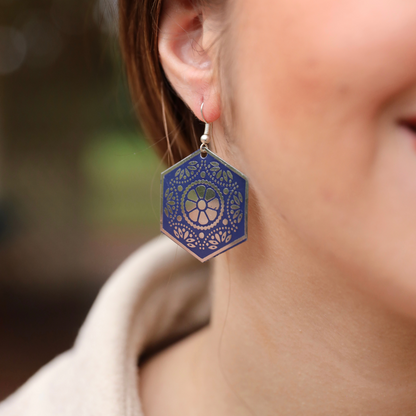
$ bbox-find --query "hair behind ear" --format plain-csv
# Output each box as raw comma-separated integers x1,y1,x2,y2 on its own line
119,0,203,166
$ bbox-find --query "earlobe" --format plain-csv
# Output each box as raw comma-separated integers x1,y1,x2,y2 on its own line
158,0,220,123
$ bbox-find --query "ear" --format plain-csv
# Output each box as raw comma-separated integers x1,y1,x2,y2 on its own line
158,0,221,123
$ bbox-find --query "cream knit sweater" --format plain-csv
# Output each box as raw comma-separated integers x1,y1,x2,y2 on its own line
0,235,210,416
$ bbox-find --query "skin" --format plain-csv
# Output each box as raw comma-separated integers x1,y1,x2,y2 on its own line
140,0,416,415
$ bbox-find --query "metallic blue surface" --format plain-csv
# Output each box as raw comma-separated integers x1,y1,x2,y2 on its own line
160,149,248,262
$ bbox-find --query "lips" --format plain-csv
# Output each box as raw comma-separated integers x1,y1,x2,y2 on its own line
399,117,416,135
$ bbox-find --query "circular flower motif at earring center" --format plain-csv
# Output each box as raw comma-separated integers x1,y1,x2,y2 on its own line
182,182,224,230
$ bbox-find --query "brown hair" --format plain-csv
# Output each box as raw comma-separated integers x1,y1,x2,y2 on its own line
118,0,205,166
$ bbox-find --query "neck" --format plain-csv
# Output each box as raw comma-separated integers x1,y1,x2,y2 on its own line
139,179,416,416
204,187,416,416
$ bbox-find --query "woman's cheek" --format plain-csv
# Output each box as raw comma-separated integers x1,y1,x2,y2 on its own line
227,0,416,317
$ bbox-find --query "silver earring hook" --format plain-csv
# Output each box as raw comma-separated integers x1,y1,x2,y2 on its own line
200,102,211,136
200,102,211,153
200,102,209,124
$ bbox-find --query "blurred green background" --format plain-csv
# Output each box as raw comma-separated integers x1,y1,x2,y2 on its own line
0,0,164,398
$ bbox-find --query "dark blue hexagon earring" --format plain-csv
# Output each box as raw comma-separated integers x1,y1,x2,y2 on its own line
160,103,249,262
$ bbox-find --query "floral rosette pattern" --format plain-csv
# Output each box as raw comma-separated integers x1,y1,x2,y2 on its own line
183,183,223,229
161,149,248,262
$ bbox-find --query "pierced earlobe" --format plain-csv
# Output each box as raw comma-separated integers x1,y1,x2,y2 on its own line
158,1,220,123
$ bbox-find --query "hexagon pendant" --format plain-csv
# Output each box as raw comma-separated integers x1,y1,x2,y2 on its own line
160,149,248,262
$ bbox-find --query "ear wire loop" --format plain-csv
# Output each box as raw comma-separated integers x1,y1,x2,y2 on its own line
200,102,211,154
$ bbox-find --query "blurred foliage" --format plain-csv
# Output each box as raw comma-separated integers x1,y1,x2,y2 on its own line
82,133,163,230
0,0,166,286
0,0,168,399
